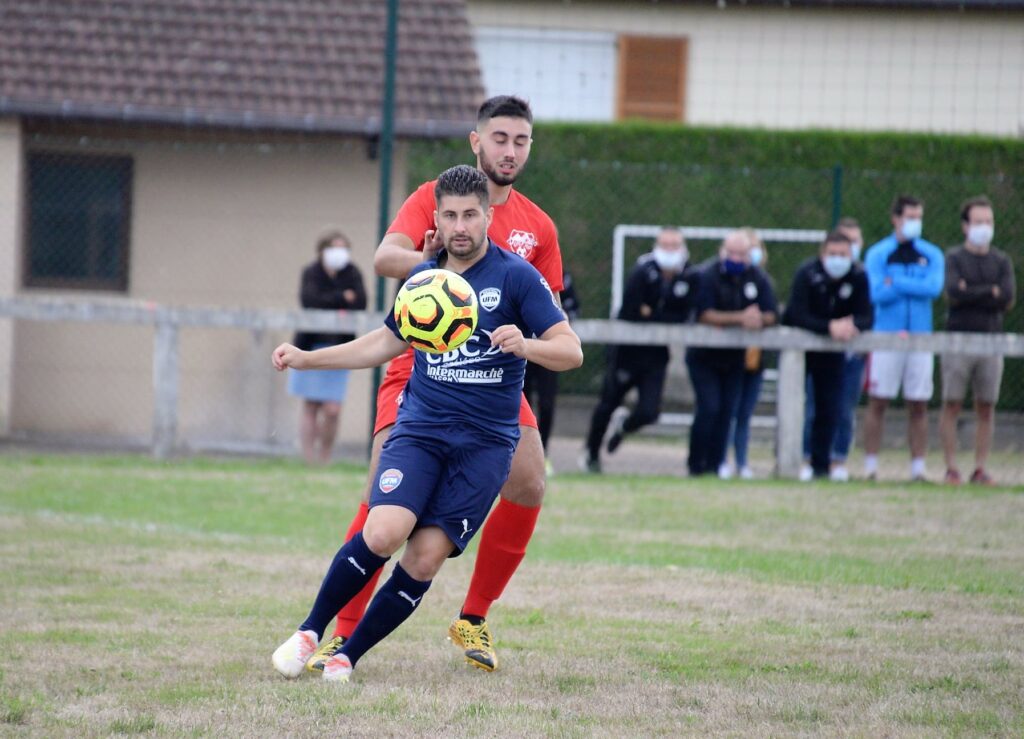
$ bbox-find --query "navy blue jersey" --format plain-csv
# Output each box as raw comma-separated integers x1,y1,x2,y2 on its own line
384,242,566,442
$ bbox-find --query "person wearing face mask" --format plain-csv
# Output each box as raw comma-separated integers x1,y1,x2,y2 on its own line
784,231,873,480
720,228,771,480
289,229,368,465
863,195,944,482
800,216,868,482
686,230,777,477
581,228,696,472
938,195,1015,486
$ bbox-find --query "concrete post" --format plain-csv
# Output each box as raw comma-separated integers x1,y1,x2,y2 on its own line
152,317,179,459
0,119,22,436
775,348,806,478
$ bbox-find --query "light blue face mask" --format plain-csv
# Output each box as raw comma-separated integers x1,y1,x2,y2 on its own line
900,219,922,241
750,247,764,267
823,255,852,279
850,242,862,261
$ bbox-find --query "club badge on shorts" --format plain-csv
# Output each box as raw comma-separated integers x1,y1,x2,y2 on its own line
378,468,403,493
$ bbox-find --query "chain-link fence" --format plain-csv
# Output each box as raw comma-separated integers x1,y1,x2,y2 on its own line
3,132,1022,483
411,143,1024,409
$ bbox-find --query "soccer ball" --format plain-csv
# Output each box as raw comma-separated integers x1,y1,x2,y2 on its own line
393,268,478,354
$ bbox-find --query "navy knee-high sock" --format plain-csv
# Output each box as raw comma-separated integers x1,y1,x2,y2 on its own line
299,532,389,639
341,563,431,667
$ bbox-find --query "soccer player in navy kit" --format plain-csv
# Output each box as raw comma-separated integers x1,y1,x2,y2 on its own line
269,165,582,683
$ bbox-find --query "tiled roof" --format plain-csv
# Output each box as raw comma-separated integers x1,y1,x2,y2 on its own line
0,0,484,138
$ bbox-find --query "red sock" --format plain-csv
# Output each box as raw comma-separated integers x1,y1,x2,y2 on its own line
461,499,540,619
331,502,385,640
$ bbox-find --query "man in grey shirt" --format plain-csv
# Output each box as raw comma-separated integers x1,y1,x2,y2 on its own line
939,195,1016,485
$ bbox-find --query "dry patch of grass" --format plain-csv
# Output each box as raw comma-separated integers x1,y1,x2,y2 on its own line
1,454,1023,737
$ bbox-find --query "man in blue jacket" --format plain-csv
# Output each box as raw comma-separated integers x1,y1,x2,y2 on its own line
862,195,945,481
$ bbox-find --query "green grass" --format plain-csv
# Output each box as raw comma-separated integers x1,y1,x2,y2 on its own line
1,453,1023,737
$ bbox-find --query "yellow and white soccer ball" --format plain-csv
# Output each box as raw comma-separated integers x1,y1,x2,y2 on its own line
393,268,478,354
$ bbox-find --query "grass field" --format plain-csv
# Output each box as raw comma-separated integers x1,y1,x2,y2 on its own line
2,453,1023,737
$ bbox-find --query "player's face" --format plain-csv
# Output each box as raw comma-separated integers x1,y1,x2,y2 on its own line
892,203,924,235
720,233,751,263
434,194,493,262
470,116,533,186
822,240,852,260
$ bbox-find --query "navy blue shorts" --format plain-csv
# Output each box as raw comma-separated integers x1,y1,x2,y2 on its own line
369,420,516,556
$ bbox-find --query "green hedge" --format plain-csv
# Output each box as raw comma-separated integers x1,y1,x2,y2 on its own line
408,123,1024,409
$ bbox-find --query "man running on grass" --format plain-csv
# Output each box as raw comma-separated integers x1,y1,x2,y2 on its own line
308,95,564,673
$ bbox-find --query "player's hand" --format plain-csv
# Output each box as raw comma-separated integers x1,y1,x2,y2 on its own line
829,317,857,341
740,304,764,330
272,343,306,371
490,324,527,357
422,229,443,261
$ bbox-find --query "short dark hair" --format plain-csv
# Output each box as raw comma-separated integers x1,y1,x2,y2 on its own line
822,230,852,249
960,194,993,223
891,194,923,216
836,216,860,230
477,95,533,125
315,229,349,254
435,164,490,207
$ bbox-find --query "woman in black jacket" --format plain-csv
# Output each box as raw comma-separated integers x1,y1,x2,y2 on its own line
288,230,367,464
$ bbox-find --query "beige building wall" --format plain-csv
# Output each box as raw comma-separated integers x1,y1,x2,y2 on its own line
10,130,410,453
469,1,1024,137
0,119,22,435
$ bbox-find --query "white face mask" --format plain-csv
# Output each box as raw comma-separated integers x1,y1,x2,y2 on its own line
900,218,922,241
850,242,862,261
822,255,852,279
322,246,350,271
652,246,686,272
749,247,764,267
967,224,994,249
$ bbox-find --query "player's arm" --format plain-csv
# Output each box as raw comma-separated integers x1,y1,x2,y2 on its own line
373,231,444,279
273,327,408,372
491,321,582,372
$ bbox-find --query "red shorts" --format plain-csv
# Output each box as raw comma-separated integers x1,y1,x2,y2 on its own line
373,348,538,435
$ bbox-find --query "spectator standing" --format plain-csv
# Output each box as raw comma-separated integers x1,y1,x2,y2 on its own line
784,231,873,479
686,230,777,476
800,217,869,482
289,229,367,464
862,195,944,482
939,196,1015,485
582,229,695,472
525,271,581,474
720,228,771,480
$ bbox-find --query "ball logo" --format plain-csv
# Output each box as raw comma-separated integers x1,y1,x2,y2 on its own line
673,281,690,297
378,468,403,494
506,230,538,259
744,282,759,300
479,287,502,312
839,282,853,300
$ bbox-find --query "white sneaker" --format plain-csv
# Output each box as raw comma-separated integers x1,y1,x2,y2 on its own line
798,464,813,482
272,630,319,678
322,653,353,683
739,466,754,480
829,465,850,482
718,463,733,480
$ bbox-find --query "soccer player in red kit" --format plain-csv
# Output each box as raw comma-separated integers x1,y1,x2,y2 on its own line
306,95,563,673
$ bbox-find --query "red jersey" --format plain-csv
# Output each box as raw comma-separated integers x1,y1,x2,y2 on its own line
387,179,563,292
374,179,561,435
